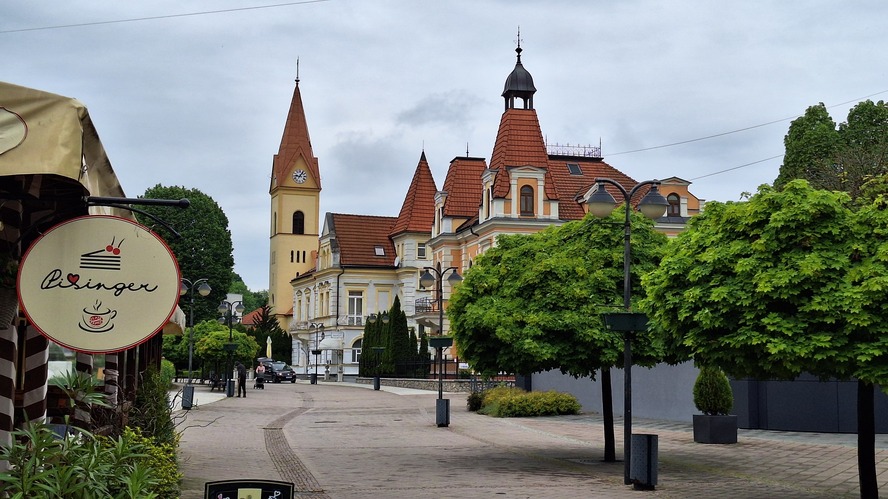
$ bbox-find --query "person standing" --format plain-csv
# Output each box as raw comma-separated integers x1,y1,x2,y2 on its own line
236,361,247,398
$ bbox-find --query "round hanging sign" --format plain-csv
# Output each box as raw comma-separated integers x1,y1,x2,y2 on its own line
17,215,181,353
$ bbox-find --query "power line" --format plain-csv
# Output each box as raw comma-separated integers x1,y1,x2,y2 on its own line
689,155,784,181
609,89,888,156
0,0,331,34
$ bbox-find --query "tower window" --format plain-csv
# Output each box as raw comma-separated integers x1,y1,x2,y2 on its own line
520,185,534,216
417,243,426,259
293,211,305,235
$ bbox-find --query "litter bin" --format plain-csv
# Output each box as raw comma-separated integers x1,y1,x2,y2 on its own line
226,379,235,397
630,433,658,490
182,385,194,410
310,373,317,385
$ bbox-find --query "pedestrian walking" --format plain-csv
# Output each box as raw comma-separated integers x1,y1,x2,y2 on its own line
236,361,247,397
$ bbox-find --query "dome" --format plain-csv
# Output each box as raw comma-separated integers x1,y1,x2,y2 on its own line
501,46,536,110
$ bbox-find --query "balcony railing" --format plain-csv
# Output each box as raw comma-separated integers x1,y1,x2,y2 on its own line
414,297,439,314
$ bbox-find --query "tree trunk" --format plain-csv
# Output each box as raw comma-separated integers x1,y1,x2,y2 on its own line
857,380,877,499
601,368,616,462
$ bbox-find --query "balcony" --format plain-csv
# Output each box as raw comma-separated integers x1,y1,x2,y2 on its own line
414,297,438,314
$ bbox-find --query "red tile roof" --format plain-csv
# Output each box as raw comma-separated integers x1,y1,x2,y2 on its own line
546,157,641,220
442,157,487,218
391,152,438,237
489,109,558,201
329,213,397,267
271,82,321,190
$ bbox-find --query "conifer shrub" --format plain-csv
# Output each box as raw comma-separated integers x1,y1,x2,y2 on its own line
693,366,734,416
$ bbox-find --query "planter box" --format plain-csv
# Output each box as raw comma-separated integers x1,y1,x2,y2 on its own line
693,414,738,444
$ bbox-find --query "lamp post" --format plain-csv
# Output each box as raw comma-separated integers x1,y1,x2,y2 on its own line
420,262,462,427
368,312,389,391
218,299,245,398
587,178,668,486
180,278,211,386
309,322,324,385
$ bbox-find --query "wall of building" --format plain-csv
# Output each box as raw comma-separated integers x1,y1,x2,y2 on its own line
532,362,699,423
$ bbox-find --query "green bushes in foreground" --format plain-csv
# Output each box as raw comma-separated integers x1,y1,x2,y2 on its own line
0,424,181,498
468,386,581,417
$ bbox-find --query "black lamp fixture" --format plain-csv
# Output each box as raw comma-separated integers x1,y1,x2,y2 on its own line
218,299,245,397
588,178,667,486
419,262,462,428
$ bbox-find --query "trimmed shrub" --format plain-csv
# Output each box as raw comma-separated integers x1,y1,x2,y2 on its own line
473,387,581,417
466,391,484,411
130,366,176,445
693,366,733,416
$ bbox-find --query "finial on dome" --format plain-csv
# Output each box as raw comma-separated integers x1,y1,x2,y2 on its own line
515,26,523,63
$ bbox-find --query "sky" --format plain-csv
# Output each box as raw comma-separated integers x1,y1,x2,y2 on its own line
4,1,887,292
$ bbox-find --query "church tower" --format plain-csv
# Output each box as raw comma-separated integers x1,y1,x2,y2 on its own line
269,73,321,329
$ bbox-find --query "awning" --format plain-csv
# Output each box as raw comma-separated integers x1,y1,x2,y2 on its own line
318,337,343,350
0,80,129,219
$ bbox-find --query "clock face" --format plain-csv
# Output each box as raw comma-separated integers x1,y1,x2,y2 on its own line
293,169,307,184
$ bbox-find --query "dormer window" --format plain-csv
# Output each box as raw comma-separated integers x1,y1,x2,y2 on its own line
667,193,681,217
520,185,534,216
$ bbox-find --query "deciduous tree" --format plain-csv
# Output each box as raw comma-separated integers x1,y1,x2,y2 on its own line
449,212,668,461
641,180,888,498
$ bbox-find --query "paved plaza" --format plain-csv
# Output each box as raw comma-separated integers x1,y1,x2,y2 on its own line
174,380,888,498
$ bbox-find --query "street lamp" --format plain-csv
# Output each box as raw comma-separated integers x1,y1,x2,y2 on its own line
218,299,245,398
420,262,462,427
368,312,389,391
179,278,210,410
587,178,668,486
180,278,211,386
309,322,324,385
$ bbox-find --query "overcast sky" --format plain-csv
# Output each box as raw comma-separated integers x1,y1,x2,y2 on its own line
5,1,887,291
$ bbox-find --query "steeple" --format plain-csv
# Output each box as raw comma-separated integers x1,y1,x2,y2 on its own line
502,31,536,110
271,73,320,192
390,151,437,237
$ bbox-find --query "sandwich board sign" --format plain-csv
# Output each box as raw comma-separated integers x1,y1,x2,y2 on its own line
18,215,180,353
204,479,295,499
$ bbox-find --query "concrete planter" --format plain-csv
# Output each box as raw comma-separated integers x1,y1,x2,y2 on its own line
693,414,738,444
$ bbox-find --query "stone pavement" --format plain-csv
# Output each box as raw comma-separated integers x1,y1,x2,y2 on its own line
173,380,888,498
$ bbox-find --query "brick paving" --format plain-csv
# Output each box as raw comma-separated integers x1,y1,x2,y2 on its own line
174,381,888,498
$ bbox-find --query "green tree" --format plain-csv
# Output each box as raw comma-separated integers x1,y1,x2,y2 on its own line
230,273,267,313
775,100,888,199
247,305,290,362
641,180,888,498
449,212,668,461
194,322,258,376
137,185,234,324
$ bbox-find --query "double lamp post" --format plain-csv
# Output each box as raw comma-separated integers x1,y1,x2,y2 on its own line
367,312,389,390
219,299,245,397
420,262,462,428
586,178,668,487
179,278,211,410
309,322,324,384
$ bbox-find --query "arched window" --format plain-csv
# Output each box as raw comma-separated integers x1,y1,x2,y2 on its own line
293,211,305,234
520,185,534,216
351,338,362,363
667,193,681,217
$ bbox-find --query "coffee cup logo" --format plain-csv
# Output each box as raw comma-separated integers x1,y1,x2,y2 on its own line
79,300,117,333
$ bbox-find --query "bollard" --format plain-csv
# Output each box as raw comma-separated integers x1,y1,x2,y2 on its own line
629,433,658,490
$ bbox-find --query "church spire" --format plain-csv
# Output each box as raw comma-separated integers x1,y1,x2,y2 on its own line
271,69,320,191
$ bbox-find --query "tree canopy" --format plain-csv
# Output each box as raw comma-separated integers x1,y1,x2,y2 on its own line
449,212,668,378
642,180,888,385
137,185,234,324
641,180,888,497
246,305,290,363
774,100,888,199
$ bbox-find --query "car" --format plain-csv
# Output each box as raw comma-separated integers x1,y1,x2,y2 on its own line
262,361,296,383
